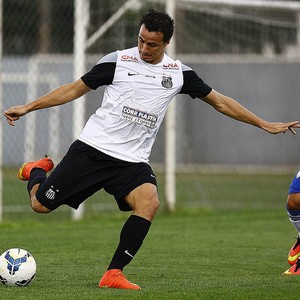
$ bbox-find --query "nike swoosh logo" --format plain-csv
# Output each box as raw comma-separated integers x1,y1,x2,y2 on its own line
288,253,300,261
124,250,134,258
128,72,139,76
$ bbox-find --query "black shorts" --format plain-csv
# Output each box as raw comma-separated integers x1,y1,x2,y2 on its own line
36,140,157,211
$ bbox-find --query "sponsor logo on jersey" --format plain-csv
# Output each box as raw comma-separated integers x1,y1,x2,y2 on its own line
161,76,173,88
121,106,158,128
121,55,138,63
162,62,179,70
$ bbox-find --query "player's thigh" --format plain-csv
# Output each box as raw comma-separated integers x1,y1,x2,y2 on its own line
104,161,158,212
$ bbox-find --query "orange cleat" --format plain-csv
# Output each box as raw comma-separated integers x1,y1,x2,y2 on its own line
288,237,300,266
18,156,54,181
283,258,300,275
99,269,141,290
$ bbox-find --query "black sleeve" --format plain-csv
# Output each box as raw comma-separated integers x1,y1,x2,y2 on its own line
179,70,212,98
81,62,116,90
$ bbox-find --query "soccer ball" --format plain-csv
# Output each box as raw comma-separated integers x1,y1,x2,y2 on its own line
0,248,36,287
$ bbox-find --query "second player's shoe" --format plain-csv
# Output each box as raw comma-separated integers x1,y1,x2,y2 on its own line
288,236,300,266
283,257,300,275
99,269,141,290
18,157,54,181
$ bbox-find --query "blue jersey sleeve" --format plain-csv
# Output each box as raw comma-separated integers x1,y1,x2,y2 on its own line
289,171,300,194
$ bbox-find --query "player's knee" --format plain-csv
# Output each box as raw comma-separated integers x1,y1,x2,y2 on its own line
125,183,160,220
30,197,51,214
142,192,160,210
151,196,160,213
287,194,300,211
140,195,160,220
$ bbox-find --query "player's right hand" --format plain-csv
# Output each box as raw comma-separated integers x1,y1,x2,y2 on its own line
4,105,28,126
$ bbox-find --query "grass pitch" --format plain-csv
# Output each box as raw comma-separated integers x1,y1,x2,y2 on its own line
0,169,299,299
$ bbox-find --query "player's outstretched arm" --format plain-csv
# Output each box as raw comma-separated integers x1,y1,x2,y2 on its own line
201,89,300,135
4,79,91,126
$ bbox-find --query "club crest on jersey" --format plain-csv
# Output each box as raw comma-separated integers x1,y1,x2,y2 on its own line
161,76,173,89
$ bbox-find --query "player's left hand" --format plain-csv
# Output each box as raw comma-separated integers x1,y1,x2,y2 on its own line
264,121,300,135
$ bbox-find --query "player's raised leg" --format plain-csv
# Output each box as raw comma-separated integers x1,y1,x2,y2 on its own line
18,156,54,213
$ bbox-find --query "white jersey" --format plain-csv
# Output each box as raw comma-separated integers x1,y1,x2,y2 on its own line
79,46,211,163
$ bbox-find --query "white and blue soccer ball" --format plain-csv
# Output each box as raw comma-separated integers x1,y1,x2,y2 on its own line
0,248,36,287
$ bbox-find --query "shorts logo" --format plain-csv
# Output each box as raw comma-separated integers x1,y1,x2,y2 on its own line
161,76,173,89
45,186,59,200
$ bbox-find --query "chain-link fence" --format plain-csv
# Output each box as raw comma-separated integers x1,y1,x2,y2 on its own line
2,0,300,220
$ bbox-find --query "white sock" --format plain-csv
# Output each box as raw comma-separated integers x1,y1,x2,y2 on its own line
287,210,300,237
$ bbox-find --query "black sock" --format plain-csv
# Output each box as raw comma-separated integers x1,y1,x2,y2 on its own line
107,215,151,271
27,168,47,193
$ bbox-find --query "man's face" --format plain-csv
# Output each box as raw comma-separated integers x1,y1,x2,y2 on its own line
138,24,169,64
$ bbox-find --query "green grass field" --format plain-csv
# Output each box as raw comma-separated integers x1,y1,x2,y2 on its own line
0,168,299,299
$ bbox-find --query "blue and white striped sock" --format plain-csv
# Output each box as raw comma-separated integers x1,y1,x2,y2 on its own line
287,208,300,237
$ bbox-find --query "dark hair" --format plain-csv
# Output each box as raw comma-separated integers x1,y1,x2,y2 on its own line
139,9,174,43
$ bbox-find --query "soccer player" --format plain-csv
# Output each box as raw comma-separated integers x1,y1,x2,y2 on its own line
4,9,300,290
283,171,300,275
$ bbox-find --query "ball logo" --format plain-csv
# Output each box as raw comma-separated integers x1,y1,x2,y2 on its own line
5,251,28,275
